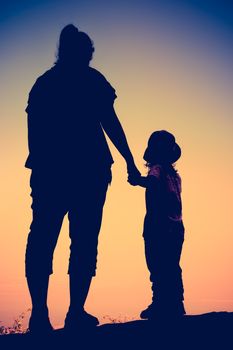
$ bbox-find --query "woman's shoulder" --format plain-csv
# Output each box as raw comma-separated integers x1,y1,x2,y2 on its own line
30,68,56,91
89,67,105,78
89,67,117,100
27,68,58,104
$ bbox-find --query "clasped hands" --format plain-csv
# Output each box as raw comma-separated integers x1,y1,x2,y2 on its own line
127,161,141,186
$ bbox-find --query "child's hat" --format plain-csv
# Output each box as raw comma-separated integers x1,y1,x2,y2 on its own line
143,130,181,164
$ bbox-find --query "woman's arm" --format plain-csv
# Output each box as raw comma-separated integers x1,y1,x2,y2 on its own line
101,104,140,179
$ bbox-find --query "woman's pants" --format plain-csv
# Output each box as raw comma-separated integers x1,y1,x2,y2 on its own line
25,168,111,278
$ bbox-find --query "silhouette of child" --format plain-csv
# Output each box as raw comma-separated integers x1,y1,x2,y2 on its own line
129,130,185,319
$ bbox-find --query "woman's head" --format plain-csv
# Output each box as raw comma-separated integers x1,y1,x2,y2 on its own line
56,24,95,66
143,130,181,166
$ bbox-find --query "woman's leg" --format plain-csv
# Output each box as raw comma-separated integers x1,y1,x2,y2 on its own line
26,173,67,331
65,171,110,328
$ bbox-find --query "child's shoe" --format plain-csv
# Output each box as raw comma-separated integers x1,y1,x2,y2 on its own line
141,301,186,320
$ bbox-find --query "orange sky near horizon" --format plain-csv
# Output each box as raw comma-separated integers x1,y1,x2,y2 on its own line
1,0,233,329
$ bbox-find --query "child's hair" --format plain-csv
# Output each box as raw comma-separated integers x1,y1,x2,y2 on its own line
143,130,181,168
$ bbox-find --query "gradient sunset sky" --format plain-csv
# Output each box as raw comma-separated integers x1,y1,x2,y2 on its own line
1,0,233,328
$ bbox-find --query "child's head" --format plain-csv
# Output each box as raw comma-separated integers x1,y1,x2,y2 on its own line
143,130,181,167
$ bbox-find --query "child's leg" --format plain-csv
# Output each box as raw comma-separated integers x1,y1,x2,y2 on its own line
143,222,185,316
158,223,185,312
140,237,158,319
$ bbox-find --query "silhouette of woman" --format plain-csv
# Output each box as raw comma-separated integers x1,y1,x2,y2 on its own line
25,24,140,332
129,130,185,319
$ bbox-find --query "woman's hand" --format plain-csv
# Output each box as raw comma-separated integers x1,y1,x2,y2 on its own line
127,160,141,185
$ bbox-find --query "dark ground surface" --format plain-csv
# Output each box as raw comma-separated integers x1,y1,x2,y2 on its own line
0,312,232,349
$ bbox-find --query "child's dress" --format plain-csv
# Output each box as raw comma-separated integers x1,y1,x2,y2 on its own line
143,164,185,313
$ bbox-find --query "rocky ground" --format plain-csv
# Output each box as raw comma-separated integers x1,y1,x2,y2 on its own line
0,312,232,349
